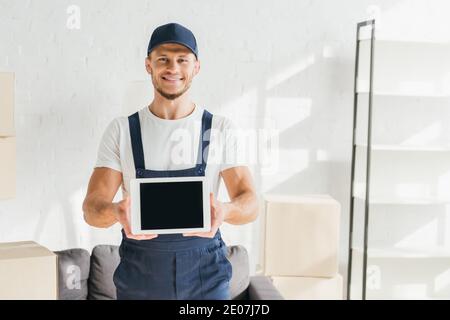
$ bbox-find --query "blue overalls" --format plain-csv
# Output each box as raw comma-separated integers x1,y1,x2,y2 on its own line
113,109,233,300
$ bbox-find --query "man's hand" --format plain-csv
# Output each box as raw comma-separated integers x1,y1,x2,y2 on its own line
113,196,159,240
183,192,226,238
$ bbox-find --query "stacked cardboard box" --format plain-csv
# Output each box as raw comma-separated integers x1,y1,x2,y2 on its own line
0,72,15,199
0,241,58,299
263,194,343,299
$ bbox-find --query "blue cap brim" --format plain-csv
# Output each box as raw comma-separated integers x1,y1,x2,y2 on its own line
147,40,198,59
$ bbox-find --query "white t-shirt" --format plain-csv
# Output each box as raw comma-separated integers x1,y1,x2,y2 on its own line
94,104,246,198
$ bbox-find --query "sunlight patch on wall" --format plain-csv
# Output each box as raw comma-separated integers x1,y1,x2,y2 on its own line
434,269,450,296
394,183,432,201
365,0,450,42
394,218,438,248
401,122,441,147
265,97,312,133
220,88,258,126
392,283,427,299
265,54,315,90
316,149,329,161
434,268,450,296
438,171,450,201
261,149,309,192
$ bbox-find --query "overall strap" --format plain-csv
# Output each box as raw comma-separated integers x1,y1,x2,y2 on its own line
196,110,213,173
128,109,213,173
128,112,145,170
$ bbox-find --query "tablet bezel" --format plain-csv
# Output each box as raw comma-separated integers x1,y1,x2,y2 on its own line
130,176,211,235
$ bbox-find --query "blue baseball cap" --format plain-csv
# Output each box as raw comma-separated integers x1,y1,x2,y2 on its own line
147,22,198,59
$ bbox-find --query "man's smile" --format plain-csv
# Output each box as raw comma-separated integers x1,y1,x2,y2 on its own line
161,75,184,84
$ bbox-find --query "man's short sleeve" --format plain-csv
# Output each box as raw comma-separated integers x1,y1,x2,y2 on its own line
220,117,249,173
95,118,122,172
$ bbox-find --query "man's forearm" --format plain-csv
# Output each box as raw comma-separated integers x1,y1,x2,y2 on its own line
223,191,259,225
83,195,118,228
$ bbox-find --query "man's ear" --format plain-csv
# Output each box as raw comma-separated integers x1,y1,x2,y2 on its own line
194,59,200,76
145,57,152,75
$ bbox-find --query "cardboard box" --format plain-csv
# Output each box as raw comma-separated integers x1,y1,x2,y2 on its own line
263,194,340,277
0,72,15,136
271,274,344,300
0,137,15,199
0,241,58,299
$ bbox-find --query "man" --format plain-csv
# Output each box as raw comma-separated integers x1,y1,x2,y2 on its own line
82,22,259,300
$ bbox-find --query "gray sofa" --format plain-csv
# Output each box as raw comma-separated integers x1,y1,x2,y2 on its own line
54,244,283,300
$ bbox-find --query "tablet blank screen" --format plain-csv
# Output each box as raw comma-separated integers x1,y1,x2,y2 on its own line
140,181,204,230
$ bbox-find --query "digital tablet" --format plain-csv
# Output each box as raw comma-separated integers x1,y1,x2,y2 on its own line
130,176,211,235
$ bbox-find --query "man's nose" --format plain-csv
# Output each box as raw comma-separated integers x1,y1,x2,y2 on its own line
166,59,179,72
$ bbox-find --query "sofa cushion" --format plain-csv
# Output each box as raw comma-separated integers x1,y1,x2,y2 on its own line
87,244,249,300
88,245,120,300
227,245,250,300
54,248,90,300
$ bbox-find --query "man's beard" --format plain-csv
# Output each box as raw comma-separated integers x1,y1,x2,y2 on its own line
152,73,193,100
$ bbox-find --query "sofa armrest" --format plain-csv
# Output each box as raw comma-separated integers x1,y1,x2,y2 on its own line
247,276,284,300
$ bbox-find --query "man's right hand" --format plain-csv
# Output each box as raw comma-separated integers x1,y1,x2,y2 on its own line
113,196,158,240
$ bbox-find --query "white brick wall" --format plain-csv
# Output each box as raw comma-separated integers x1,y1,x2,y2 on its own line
1,0,448,287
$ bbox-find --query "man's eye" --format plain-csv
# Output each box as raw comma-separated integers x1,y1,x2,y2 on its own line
179,59,188,63
158,58,167,62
